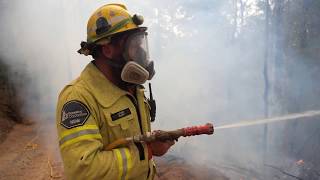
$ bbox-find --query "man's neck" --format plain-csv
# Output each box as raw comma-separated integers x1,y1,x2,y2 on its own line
93,58,120,86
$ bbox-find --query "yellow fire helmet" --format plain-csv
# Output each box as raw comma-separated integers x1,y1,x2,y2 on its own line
78,3,144,56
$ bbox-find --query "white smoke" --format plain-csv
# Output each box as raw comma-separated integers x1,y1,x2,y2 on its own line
1,0,318,179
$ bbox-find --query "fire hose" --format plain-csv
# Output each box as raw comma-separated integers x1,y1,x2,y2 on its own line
104,123,214,151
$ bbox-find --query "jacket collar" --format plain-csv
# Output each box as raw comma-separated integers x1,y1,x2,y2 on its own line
80,62,128,107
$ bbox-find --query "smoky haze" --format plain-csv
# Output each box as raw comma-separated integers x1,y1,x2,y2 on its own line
1,0,319,179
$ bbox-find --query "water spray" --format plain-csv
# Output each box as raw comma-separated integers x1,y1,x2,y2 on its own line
215,110,320,130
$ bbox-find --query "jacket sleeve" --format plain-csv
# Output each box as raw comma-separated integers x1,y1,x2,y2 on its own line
56,86,140,180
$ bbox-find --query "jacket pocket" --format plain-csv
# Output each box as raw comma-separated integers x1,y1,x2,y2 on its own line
103,107,134,140
105,107,133,129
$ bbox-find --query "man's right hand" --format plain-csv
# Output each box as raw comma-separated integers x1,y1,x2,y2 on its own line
147,140,175,159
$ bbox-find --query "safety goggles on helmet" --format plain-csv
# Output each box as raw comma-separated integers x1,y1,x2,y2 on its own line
121,28,155,84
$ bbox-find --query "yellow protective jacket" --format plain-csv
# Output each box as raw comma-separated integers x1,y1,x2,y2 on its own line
56,62,155,180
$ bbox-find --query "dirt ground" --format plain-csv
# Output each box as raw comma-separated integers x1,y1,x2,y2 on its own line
154,156,228,180
0,117,15,143
0,121,64,180
0,120,228,180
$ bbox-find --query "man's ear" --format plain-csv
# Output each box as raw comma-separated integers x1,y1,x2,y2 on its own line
101,44,113,59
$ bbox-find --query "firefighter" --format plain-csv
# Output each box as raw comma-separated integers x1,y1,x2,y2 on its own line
56,3,174,180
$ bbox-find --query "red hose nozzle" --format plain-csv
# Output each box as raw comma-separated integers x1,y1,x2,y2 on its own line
182,123,214,137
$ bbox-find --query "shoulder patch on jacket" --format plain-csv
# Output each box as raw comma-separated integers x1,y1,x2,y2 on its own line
61,100,90,129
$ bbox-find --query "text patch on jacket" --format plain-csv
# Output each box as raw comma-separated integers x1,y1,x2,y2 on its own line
111,108,131,121
61,100,90,129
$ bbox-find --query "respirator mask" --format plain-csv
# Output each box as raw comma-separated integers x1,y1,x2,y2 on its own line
120,29,155,85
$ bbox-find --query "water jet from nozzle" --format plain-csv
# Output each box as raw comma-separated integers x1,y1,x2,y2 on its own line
215,110,320,130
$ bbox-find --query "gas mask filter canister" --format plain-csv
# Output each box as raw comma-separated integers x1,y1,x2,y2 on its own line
121,61,150,84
